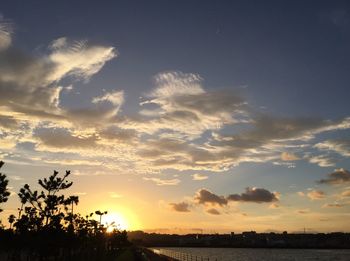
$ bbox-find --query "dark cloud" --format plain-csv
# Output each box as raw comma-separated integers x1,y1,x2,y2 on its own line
0,27,116,123
194,189,227,206
212,116,346,150
0,115,20,130
206,208,221,215
172,91,243,117
227,187,278,203
169,202,191,212
132,111,350,172
318,168,350,185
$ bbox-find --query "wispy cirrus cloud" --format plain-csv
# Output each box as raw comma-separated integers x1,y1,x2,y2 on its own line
126,71,246,137
315,139,350,157
192,173,208,181
143,177,181,186
308,155,336,167
0,22,12,51
322,202,346,208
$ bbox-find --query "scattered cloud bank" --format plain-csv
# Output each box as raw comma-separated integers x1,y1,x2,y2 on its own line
170,187,279,214
1,19,350,183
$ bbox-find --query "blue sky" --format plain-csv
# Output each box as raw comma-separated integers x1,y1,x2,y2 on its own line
0,1,350,233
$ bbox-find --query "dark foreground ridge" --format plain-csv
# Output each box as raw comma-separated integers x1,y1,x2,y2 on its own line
129,230,350,249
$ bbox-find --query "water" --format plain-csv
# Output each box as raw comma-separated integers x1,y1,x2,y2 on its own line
151,247,350,261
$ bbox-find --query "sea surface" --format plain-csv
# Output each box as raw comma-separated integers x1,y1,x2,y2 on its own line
151,247,350,261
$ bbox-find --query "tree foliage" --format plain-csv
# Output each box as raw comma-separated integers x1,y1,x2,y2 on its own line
16,170,78,231
0,161,10,213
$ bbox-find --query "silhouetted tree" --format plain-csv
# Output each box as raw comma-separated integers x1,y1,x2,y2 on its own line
16,170,79,231
0,164,130,261
95,210,108,225
8,214,15,229
0,161,10,213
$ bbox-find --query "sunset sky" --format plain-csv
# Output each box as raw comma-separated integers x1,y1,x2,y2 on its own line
1,0,350,233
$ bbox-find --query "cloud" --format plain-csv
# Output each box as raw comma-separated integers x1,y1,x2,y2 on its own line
322,203,346,208
281,152,300,161
269,203,280,209
169,202,191,212
0,37,116,119
34,128,99,151
130,71,246,136
132,115,350,172
318,168,350,185
297,191,305,197
341,190,350,197
98,126,138,143
2,19,350,176
227,187,278,203
297,209,310,214
307,190,326,200
39,158,102,167
47,38,116,83
308,155,336,167
0,115,20,130
192,173,208,181
194,189,228,206
315,139,350,157
92,90,124,107
143,177,180,186
215,116,350,146
206,208,221,215
0,22,12,51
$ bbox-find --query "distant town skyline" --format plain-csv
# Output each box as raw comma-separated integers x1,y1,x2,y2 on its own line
0,0,350,233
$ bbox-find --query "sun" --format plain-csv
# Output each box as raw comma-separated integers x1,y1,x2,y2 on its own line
103,212,129,232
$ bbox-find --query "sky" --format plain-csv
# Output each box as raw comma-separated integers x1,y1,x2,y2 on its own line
1,0,350,233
